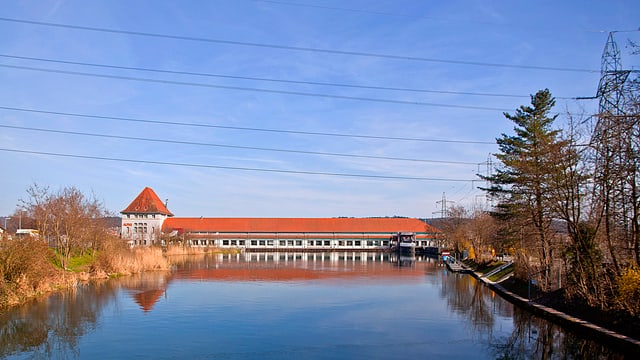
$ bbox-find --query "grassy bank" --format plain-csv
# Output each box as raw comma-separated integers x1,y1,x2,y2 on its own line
0,237,75,309
0,237,244,311
0,237,168,310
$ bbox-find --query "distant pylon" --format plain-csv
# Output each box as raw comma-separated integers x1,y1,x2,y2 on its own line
434,192,454,218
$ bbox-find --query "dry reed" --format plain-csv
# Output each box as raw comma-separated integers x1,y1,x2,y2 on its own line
93,246,169,276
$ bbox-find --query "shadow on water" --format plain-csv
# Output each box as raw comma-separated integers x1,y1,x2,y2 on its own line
438,270,628,359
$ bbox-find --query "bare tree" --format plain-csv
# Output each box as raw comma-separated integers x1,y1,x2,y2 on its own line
20,184,111,269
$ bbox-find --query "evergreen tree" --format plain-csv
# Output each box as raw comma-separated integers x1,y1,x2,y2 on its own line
481,89,564,290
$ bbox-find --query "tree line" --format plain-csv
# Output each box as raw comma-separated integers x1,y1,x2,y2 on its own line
442,80,640,317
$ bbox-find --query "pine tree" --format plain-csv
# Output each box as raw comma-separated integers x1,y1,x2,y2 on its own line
481,89,564,291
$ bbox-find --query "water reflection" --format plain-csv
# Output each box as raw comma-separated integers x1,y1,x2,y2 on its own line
0,280,116,358
170,251,437,283
438,269,629,359
122,272,170,312
0,252,632,359
490,307,627,359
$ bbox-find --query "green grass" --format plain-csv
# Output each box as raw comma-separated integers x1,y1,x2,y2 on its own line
50,251,96,272
67,253,95,272
471,260,505,275
488,266,514,282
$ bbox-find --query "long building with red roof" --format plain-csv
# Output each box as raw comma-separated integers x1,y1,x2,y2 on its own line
122,187,440,250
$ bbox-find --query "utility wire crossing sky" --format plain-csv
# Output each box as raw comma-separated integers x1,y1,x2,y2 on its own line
0,0,638,218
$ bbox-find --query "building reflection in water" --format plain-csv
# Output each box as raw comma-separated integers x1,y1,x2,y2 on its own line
121,272,170,312
0,252,630,359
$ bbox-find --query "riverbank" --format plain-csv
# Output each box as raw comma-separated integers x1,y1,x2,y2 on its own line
0,244,240,312
463,261,640,354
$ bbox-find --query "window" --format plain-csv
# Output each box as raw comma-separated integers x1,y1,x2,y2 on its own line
279,240,286,246
347,241,353,246
259,240,266,246
223,240,229,246
324,240,330,246
230,240,237,245
295,240,302,246
267,240,274,246
239,240,245,246
251,240,257,246
355,241,361,246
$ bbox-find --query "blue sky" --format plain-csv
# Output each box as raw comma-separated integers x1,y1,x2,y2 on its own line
0,0,638,219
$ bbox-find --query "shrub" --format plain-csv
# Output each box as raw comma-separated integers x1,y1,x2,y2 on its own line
617,266,640,316
0,237,57,307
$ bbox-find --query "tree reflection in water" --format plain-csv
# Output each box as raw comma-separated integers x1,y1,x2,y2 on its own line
0,281,114,358
0,271,170,359
490,307,627,359
438,271,627,359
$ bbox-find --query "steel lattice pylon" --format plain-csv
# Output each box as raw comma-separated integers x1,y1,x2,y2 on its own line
596,32,631,116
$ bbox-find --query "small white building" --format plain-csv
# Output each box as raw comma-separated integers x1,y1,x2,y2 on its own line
121,187,173,246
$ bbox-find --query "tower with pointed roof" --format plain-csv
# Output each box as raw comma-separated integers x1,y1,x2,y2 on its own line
121,187,173,246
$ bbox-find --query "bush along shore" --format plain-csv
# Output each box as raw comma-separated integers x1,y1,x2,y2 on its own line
463,259,640,355
0,237,238,311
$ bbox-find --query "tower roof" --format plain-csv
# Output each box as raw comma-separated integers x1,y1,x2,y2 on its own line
121,187,173,216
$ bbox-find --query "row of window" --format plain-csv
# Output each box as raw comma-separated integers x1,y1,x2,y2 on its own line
186,239,424,247
133,223,148,233
124,214,159,219
219,252,392,263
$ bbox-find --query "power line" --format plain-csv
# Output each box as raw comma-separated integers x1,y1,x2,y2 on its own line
0,54,534,99
0,17,598,73
0,148,477,182
254,0,506,26
0,106,497,145
0,124,482,165
0,63,514,111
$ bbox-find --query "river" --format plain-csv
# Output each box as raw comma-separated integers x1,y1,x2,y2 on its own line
0,252,629,359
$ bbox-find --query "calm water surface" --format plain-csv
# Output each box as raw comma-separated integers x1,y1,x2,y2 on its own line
0,252,628,359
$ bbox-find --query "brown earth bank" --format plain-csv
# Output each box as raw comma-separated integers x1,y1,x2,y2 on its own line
499,277,640,342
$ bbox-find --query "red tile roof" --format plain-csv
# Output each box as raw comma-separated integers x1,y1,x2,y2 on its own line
121,187,174,216
163,217,437,234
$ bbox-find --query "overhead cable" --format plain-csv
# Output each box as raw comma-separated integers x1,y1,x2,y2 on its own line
0,124,482,165
0,148,477,182
0,64,514,111
0,54,535,99
0,17,597,73
0,105,496,144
